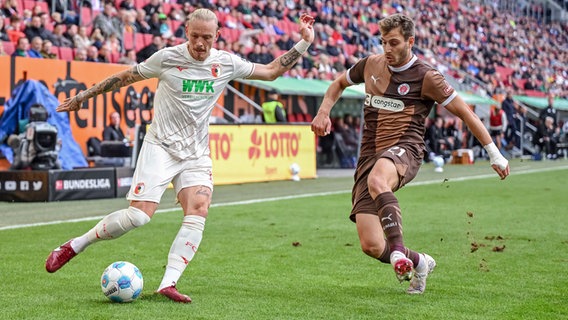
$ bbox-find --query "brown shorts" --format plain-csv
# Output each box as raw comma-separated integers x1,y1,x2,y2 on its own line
350,148,422,222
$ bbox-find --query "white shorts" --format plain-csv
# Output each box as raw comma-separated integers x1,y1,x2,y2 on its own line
127,141,214,203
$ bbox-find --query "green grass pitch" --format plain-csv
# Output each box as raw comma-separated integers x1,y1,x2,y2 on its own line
0,159,567,319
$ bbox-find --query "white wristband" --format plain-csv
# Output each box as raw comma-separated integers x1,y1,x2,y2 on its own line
484,142,508,169
293,40,310,54
483,142,500,160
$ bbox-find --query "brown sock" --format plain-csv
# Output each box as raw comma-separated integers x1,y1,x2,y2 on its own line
375,192,405,254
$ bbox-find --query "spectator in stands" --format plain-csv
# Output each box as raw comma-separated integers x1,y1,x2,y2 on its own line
246,43,263,63
85,45,100,62
136,34,164,63
105,33,122,53
92,1,123,39
51,23,73,47
46,8,315,303
11,36,30,57
147,12,163,36
103,111,126,141
261,90,286,123
540,93,559,127
489,105,507,150
28,36,43,58
96,43,112,63
535,116,560,160
0,16,9,41
119,0,136,12
48,0,79,25
133,9,152,34
315,53,335,76
523,76,539,91
74,47,87,61
63,23,78,46
6,15,25,43
331,116,357,168
501,89,518,149
311,13,509,296
276,33,295,51
40,39,57,59
332,53,348,73
0,42,6,56
89,27,105,49
339,114,359,149
24,15,53,41
118,49,137,65
142,0,161,19
74,25,91,49
1,0,20,18
157,13,171,37
426,116,452,157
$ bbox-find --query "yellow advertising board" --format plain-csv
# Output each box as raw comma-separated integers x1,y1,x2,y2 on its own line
209,125,316,185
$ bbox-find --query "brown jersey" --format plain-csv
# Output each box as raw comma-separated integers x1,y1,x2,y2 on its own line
347,54,456,160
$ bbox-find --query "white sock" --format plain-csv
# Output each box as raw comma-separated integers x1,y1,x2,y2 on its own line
70,206,150,253
415,254,427,274
158,215,206,291
389,250,406,266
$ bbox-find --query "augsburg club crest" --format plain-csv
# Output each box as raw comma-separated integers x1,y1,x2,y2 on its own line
211,64,221,78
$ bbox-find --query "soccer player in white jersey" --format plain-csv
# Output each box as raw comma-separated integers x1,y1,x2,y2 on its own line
46,8,315,303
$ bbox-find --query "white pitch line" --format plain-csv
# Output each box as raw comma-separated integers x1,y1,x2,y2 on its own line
1,165,566,231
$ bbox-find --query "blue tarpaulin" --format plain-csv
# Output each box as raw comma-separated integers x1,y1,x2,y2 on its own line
0,80,87,170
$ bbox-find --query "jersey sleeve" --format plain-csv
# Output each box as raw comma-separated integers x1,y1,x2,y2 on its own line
136,49,165,79
231,54,255,79
346,56,368,85
422,70,457,107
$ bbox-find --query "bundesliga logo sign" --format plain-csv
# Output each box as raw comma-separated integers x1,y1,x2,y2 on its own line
55,178,112,191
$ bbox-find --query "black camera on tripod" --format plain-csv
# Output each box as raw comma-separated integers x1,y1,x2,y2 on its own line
8,104,61,170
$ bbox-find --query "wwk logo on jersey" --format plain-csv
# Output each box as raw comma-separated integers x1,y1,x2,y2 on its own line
182,80,215,93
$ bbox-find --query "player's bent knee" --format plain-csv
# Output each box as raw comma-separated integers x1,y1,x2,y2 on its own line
126,206,151,227
360,242,383,259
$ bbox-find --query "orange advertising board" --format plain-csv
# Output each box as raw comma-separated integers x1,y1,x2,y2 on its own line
0,57,317,184
209,125,316,185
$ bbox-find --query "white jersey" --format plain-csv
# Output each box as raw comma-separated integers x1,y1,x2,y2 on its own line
137,44,255,160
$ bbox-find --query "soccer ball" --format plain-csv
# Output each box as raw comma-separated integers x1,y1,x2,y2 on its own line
289,163,301,181
433,156,444,173
100,261,143,303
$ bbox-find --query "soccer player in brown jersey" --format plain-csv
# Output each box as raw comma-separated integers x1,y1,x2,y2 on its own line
311,13,510,294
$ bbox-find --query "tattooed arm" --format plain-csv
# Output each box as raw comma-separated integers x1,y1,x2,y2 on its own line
56,67,146,112
248,14,314,81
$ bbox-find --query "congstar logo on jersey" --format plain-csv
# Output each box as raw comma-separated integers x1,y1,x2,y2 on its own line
181,79,216,100
365,94,404,112
55,179,112,191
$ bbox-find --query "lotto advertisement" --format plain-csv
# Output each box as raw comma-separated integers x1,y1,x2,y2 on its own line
209,125,316,185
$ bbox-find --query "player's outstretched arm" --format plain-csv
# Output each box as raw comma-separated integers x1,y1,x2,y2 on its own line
445,95,510,180
311,73,351,137
56,66,145,112
248,13,314,81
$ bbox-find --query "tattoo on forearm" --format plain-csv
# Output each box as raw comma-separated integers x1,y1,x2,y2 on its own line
101,77,121,92
84,68,141,99
279,49,302,68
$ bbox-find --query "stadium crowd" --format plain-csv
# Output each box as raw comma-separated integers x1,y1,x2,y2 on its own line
1,0,567,98
1,0,567,166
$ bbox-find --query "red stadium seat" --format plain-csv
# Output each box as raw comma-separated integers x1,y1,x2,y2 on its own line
24,0,47,12
122,30,134,51
80,7,93,26
58,46,74,61
110,51,120,63
134,32,147,51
